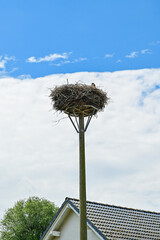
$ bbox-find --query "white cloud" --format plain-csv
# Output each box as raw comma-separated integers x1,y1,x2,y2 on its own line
0,55,16,70
78,57,87,61
0,69,160,219
105,53,114,58
141,49,152,54
125,51,138,58
27,56,37,63
4,56,16,61
0,59,6,69
17,74,32,80
53,57,87,66
27,53,87,66
26,52,71,63
125,49,152,59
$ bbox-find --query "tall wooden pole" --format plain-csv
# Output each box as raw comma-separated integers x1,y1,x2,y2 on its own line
79,113,87,240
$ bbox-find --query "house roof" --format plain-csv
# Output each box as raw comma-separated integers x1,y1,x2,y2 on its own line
41,197,160,240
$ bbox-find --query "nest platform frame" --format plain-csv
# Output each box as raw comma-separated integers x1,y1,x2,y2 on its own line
68,106,96,133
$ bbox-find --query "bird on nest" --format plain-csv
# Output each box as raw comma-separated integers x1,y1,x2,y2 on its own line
91,83,96,88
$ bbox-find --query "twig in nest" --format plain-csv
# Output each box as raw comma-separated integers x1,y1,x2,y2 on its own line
50,83,109,117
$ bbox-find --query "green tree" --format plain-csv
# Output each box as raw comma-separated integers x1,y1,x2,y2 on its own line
0,196,58,240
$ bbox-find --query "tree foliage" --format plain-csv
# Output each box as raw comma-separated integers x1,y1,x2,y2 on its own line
0,196,59,240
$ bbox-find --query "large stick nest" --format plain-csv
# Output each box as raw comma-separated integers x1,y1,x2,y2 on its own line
50,83,109,117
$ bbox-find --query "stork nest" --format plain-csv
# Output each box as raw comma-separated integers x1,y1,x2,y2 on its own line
50,83,109,117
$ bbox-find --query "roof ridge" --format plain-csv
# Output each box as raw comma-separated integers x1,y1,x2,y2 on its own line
66,197,160,215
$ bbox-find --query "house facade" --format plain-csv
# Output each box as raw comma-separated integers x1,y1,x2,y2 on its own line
41,197,160,240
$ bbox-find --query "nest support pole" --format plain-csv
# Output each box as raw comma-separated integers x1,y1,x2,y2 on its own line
68,110,95,240
79,113,87,240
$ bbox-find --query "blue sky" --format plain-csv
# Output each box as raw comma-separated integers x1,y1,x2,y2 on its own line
0,0,160,78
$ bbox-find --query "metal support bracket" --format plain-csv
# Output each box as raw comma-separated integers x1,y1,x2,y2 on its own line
68,110,95,133
68,115,79,133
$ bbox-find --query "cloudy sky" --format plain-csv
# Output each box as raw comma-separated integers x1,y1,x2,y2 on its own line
0,0,160,219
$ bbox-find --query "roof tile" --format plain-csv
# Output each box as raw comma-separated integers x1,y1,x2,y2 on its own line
68,198,160,239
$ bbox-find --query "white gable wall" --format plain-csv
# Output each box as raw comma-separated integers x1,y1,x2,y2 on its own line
47,210,100,240
58,211,79,240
